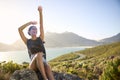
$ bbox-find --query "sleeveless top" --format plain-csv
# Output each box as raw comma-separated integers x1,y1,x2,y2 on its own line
26,37,46,59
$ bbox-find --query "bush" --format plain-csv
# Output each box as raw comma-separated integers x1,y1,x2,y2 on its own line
99,56,120,80
1,61,22,73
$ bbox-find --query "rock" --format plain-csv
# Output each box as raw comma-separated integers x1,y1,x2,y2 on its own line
10,69,82,80
9,69,38,80
109,55,115,59
53,72,82,80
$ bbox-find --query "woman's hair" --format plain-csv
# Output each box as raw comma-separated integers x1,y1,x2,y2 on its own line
28,26,36,35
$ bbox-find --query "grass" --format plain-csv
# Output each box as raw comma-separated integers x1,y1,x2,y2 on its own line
49,42,120,80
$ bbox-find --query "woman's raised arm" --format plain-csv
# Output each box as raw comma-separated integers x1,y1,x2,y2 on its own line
38,6,44,42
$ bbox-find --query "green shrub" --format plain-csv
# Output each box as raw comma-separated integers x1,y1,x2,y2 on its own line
99,56,120,80
1,61,22,73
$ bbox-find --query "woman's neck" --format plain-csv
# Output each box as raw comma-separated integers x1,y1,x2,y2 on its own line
31,36,37,40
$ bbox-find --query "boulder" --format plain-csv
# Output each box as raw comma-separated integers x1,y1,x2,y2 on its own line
10,69,82,80
9,69,38,80
53,72,82,80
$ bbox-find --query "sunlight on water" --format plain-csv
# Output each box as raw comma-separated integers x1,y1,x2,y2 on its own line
0,53,1,59
0,47,86,64
0,51,30,63
0,52,12,62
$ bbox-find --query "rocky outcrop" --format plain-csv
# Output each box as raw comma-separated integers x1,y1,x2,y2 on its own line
10,69,82,80
9,69,38,80
53,71,82,80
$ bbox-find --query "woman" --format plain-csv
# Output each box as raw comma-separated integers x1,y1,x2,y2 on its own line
18,6,54,80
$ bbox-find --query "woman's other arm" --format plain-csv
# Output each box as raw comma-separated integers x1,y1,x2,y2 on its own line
38,6,44,42
18,21,37,44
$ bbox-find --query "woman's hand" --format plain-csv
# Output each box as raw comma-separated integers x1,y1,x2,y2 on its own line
30,21,37,25
38,6,42,12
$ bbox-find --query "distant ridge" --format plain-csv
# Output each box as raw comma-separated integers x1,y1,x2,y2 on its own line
45,32,99,47
0,32,120,51
100,33,120,43
0,40,26,51
11,39,26,50
0,42,10,51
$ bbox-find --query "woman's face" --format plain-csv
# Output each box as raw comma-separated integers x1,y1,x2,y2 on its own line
29,26,37,36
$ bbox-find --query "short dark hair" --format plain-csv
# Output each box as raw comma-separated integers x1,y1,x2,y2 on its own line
28,26,36,35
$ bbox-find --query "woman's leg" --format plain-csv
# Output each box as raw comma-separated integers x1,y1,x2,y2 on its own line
35,52,48,80
29,53,47,80
29,54,37,71
45,63,54,80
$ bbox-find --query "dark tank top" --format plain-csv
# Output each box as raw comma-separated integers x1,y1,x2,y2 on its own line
27,37,46,59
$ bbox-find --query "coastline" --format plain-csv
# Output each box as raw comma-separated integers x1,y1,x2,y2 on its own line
0,47,86,64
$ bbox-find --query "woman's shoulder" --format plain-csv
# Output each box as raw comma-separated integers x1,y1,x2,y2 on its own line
37,37,42,40
27,38,31,41
37,37,45,43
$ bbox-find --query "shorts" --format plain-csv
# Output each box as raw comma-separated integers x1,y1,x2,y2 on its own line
30,53,48,65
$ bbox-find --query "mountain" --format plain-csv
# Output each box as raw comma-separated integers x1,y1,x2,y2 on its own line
0,32,120,51
45,32,99,47
11,32,100,49
0,43,13,51
11,39,26,50
100,33,120,43
0,40,26,51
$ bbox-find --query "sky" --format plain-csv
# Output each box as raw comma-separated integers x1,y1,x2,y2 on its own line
0,0,120,44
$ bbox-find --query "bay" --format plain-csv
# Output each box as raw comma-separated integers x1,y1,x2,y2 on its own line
0,47,86,64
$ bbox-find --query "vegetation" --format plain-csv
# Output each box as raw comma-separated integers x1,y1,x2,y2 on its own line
0,42,120,80
0,61,28,80
50,52,80,62
99,56,120,80
49,42,120,80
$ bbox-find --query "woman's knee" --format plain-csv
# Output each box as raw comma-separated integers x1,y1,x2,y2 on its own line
29,65,33,69
29,64,36,71
36,52,44,58
45,64,51,69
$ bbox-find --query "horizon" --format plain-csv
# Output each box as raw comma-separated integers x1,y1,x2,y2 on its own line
0,31,119,45
0,0,120,44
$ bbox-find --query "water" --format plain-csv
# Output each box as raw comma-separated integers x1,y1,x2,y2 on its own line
0,47,86,64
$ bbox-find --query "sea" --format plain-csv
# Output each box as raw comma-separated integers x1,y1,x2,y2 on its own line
0,47,88,64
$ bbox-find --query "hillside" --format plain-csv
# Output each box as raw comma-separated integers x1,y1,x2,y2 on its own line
100,33,120,43
45,32,99,47
0,43,12,51
49,42,120,80
0,41,120,80
0,40,26,51
11,39,26,50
